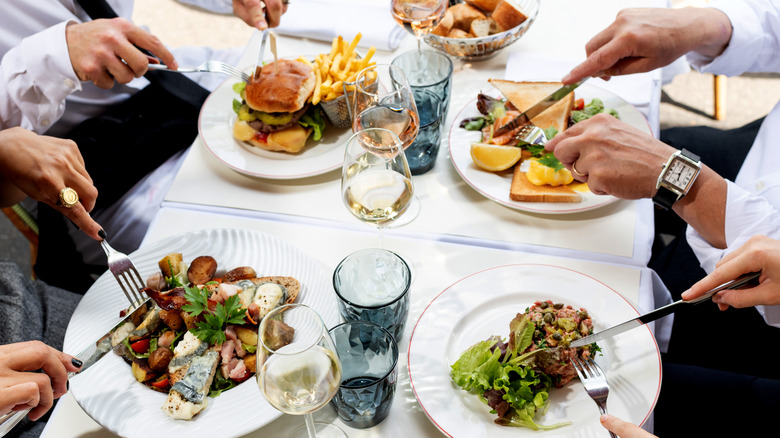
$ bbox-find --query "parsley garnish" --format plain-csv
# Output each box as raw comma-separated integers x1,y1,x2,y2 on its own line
537,153,565,172
182,285,246,345
523,144,546,157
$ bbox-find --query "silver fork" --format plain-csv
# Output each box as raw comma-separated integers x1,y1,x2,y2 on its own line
515,123,548,147
0,235,146,436
99,233,146,307
571,357,618,438
148,60,249,81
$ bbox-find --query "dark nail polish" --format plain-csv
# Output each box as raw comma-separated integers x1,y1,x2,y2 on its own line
98,229,107,239
72,358,83,368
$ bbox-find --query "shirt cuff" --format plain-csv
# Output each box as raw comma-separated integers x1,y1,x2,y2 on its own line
686,1,763,76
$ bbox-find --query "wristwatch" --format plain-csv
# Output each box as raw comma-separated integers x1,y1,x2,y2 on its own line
652,148,702,210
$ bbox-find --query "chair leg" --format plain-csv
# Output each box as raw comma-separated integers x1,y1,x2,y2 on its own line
714,74,727,121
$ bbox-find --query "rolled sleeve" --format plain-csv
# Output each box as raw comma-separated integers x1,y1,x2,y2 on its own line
0,21,81,132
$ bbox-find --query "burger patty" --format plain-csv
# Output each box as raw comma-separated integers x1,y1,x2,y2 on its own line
248,104,310,133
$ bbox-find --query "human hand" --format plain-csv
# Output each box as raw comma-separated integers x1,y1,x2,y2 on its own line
65,18,177,89
682,235,780,310
0,341,82,421
0,127,102,240
544,114,673,198
233,0,289,29
562,7,732,84
600,414,657,438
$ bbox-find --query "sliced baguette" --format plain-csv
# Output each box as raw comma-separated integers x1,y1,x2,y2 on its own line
509,164,582,203
244,276,300,304
470,18,502,37
491,0,528,31
465,0,503,13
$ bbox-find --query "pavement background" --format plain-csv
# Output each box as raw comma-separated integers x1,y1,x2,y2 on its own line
3,0,780,279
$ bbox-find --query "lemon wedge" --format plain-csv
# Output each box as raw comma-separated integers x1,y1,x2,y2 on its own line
470,143,523,171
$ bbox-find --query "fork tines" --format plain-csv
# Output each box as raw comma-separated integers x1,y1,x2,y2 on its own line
112,265,146,308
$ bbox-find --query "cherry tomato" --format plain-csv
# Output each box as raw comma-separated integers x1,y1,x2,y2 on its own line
151,377,170,389
130,338,150,354
574,98,585,111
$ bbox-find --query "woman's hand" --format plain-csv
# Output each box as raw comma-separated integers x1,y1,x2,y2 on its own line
600,414,657,438
0,341,82,421
0,127,102,240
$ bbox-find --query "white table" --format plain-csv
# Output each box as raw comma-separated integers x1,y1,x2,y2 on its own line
42,207,663,437
41,0,672,436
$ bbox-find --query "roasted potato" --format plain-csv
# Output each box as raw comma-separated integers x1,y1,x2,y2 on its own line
223,266,257,283
243,354,256,374
158,253,183,278
159,309,184,331
132,360,156,382
148,348,174,372
187,255,218,285
235,326,259,347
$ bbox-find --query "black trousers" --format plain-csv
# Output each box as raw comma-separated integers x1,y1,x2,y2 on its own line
34,78,208,293
652,118,780,434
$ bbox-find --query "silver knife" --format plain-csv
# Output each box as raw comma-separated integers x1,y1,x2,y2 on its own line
0,298,152,434
569,272,762,348
493,78,588,137
254,28,269,79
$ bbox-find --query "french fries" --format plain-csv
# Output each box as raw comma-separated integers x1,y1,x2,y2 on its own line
297,34,377,105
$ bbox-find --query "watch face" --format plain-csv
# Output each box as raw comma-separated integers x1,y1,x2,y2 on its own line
663,156,697,190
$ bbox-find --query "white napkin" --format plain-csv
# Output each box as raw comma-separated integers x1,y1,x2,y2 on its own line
504,52,658,109
274,0,408,51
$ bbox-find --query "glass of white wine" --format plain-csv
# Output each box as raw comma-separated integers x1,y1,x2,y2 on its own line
341,128,414,246
391,0,448,51
257,304,345,438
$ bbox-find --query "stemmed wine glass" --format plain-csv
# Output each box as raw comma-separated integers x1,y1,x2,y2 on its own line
341,128,414,247
257,304,345,438
391,0,448,51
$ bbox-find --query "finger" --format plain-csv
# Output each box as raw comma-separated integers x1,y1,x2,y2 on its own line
124,23,177,69
236,0,269,30
681,253,760,300
714,285,778,309
4,342,70,398
0,382,40,416
27,373,54,421
600,414,648,437
264,0,284,28
114,39,152,78
57,204,103,241
562,40,627,83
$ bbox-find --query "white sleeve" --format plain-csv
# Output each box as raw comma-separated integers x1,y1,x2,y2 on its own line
0,21,81,133
686,182,780,328
687,0,780,75
176,0,233,14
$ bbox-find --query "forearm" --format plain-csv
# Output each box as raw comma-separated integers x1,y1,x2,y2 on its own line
672,166,728,249
682,7,732,59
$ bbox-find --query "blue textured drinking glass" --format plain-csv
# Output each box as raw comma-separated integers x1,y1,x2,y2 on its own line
332,248,411,341
405,89,443,175
328,322,399,429
391,50,453,119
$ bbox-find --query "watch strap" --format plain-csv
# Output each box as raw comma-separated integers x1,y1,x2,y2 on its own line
681,148,700,163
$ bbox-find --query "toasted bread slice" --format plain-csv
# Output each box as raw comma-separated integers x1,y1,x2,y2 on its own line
488,79,574,133
509,164,582,203
245,276,300,305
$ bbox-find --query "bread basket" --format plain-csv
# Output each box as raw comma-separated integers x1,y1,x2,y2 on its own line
423,0,540,61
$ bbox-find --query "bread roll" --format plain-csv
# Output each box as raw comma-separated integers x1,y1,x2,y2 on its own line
465,0,502,13
449,3,486,31
491,0,528,31
432,7,454,37
470,18,501,37
447,28,474,39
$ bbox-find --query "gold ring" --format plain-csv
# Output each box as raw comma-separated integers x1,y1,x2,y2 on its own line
58,187,79,208
571,161,586,177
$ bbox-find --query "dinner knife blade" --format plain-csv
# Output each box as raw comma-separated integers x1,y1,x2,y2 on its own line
493,78,587,137
72,297,152,375
254,28,269,78
569,272,761,348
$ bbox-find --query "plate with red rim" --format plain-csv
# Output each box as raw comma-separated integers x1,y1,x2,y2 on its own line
63,228,340,438
198,70,352,180
448,83,652,214
407,264,661,437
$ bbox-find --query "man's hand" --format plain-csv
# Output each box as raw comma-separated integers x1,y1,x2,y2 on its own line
600,415,657,438
683,235,780,310
233,0,289,29
65,18,177,89
562,7,732,84
0,341,82,421
0,127,102,240
544,114,673,198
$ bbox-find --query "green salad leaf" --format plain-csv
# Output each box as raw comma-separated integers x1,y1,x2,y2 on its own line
571,98,620,123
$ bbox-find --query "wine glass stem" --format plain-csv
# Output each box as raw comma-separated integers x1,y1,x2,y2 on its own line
304,413,317,438
416,37,422,52
378,227,385,248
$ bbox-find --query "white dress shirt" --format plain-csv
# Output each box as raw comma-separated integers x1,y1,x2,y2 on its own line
685,0,780,326
0,0,243,264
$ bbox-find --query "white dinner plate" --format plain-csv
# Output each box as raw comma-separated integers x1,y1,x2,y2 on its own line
408,264,661,437
198,73,351,180
63,228,340,438
448,84,652,214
